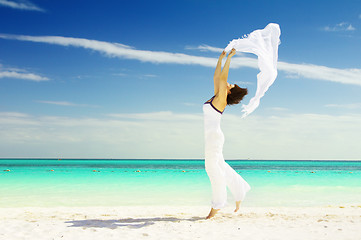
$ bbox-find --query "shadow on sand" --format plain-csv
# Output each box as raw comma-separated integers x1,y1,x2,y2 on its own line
65,216,204,229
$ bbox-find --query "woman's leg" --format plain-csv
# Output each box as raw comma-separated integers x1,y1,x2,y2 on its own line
221,159,251,211
205,156,227,209
205,155,227,219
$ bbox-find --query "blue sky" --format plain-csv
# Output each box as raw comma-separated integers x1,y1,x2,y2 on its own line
0,0,361,159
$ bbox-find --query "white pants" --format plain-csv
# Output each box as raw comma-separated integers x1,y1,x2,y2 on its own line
205,154,251,209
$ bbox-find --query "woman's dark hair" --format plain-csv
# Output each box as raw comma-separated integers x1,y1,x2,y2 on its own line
227,84,248,105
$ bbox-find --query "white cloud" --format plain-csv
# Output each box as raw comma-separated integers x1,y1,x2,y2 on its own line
278,62,361,86
186,44,246,57
185,44,224,53
0,34,217,66
142,74,157,78
347,25,355,31
234,81,253,85
112,73,127,77
267,107,288,111
0,112,29,118
0,65,49,81
1,34,361,86
1,111,361,160
112,72,157,79
284,72,301,79
0,0,44,12
323,22,356,32
35,100,98,108
325,103,361,109
107,111,200,121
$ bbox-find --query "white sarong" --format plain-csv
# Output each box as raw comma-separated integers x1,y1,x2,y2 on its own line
224,23,281,117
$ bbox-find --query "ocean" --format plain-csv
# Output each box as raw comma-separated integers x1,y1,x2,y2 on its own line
0,159,360,208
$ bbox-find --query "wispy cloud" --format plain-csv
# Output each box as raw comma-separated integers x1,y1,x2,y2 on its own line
278,62,361,86
112,73,128,77
1,34,361,86
323,22,356,32
36,100,98,108
185,44,224,53
284,72,301,79
0,71,49,81
186,44,246,57
107,111,200,121
112,72,157,79
142,74,157,78
0,0,44,12
325,103,361,109
0,34,216,66
267,107,288,111
0,64,49,81
234,81,253,85
1,111,361,159
0,112,29,118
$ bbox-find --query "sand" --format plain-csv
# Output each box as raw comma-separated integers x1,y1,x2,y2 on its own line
1,205,360,240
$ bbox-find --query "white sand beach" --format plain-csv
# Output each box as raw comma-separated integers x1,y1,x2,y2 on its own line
1,205,360,240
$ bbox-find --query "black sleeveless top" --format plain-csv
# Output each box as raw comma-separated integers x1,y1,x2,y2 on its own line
204,96,223,114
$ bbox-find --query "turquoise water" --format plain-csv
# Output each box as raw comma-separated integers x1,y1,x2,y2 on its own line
1,159,360,207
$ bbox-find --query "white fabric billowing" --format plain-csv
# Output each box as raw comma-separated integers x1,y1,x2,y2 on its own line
224,23,281,118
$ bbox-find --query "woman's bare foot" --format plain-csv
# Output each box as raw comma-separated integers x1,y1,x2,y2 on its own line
234,200,241,212
206,208,220,219
228,48,236,58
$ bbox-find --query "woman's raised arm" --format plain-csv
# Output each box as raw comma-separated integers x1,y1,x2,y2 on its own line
211,49,236,112
219,48,236,84
213,51,226,96
217,49,236,102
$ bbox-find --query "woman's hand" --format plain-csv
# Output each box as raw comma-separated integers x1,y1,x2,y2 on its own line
228,48,236,58
219,51,226,60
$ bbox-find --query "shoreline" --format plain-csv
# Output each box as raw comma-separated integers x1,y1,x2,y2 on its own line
1,205,360,240
2,158,361,161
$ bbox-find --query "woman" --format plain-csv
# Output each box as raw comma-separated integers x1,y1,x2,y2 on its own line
203,48,251,219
